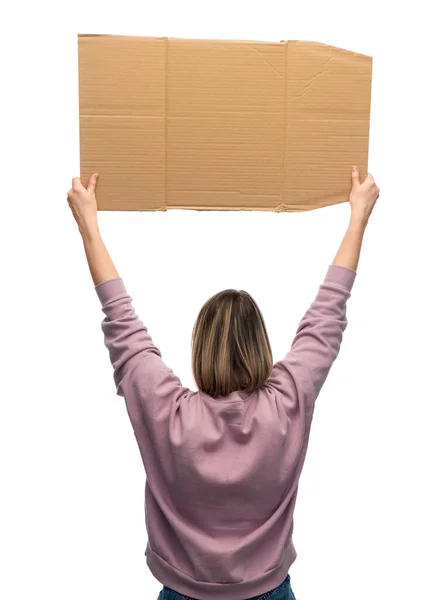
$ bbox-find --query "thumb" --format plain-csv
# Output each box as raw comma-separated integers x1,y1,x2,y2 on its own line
351,166,360,188
87,173,99,193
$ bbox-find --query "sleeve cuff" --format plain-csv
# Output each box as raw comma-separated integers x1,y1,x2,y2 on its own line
95,277,128,306
325,264,357,291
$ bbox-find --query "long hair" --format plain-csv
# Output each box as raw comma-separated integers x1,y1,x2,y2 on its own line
192,289,273,398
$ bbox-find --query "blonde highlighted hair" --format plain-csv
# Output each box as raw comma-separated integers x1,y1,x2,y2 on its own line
192,289,273,398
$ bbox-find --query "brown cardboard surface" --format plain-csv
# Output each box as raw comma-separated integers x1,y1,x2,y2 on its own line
78,35,372,211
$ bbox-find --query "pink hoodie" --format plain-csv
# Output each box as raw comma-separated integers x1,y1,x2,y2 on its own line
95,264,356,599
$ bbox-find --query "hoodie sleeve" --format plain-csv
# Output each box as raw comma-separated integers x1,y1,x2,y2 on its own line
269,264,356,410
95,278,189,429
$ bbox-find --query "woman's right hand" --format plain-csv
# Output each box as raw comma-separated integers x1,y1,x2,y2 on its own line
349,166,380,226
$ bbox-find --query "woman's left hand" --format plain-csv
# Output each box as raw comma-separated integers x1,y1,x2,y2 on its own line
67,173,99,235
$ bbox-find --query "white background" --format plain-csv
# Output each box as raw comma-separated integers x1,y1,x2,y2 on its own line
1,1,444,599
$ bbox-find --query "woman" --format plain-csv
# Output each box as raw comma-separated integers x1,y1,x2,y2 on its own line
67,166,379,600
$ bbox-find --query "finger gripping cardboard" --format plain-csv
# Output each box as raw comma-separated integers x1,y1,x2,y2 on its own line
78,34,372,212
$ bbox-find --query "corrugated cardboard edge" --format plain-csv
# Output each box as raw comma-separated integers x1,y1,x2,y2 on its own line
164,37,168,212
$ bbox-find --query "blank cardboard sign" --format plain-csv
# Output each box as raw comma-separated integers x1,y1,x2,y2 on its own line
78,35,372,212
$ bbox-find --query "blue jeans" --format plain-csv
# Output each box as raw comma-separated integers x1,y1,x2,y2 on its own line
157,574,296,600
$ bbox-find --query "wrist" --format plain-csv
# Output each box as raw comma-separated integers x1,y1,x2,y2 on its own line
79,219,101,242
348,214,368,232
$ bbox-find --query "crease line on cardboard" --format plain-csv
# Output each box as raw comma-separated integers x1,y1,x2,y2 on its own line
295,48,337,98
247,43,284,80
280,41,288,205
164,37,169,212
170,191,280,197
